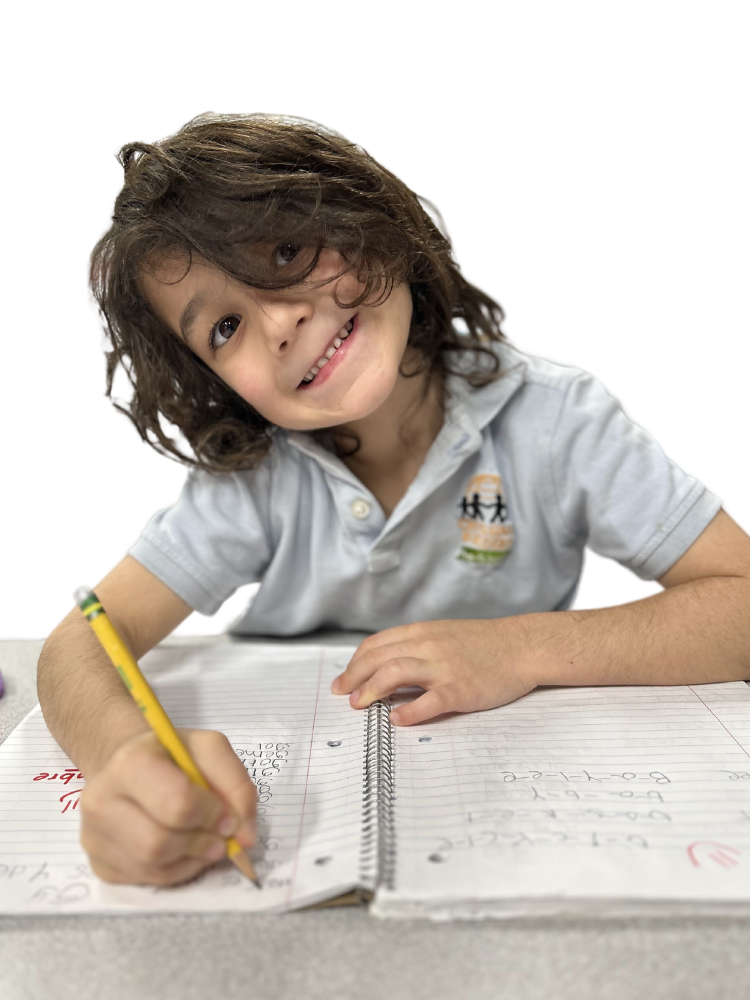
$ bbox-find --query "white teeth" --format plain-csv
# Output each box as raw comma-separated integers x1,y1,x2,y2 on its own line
303,319,356,385
316,339,339,370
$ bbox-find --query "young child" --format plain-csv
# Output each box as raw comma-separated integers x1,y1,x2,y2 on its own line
38,113,750,888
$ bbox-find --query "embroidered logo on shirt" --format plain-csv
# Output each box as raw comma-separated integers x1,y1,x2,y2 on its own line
457,473,514,564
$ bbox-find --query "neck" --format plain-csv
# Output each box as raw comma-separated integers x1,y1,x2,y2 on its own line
332,360,444,472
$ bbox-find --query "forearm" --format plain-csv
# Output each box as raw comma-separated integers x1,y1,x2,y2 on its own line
530,576,750,688
37,608,150,777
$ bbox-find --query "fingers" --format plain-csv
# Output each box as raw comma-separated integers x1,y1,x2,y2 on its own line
81,791,227,882
342,653,456,727
185,729,257,847
331,651,371,695
332,625,420,694
110,734,226,835
390,688,452,727
111,729,256,846
80,728,258,887
90,852,210,887
347,656,427,709
331,643,416,696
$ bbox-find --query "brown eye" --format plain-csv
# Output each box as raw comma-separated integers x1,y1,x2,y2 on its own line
275,243,300,268
211,314,241,349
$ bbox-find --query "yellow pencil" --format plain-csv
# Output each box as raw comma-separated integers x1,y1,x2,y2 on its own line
75,586,259,886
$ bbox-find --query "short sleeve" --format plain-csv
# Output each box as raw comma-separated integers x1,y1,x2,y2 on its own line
550,372,722,580
129,468,273,614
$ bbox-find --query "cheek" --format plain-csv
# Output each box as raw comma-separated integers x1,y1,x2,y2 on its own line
223,366,278,418
227,368,307,428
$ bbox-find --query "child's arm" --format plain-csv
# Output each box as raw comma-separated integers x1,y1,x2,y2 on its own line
549,507,750,684
334,509,750,726
39,557,190,770
37,556,256,885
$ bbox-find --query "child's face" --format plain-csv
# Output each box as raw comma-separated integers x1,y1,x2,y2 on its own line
141,250,414,431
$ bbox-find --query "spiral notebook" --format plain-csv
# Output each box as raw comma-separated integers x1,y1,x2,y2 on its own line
2,643,750,918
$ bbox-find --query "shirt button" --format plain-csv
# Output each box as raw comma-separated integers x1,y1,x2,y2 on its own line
351,498,371,520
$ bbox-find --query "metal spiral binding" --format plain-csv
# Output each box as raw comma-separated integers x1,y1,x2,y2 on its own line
360,698,396,892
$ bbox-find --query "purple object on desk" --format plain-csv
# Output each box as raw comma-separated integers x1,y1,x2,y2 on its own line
0,668,4,698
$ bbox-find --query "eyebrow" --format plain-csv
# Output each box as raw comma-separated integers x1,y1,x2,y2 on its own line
178,292,208,348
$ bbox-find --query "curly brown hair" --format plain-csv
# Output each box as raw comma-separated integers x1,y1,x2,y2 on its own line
90,112,507,472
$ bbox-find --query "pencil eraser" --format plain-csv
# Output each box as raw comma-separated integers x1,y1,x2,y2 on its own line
70,583,94,608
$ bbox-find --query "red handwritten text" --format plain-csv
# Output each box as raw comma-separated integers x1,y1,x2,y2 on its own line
33,769,84,786
687,841,741,868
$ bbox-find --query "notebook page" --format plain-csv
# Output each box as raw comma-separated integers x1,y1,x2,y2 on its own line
0,643,366,914
373,682,750,918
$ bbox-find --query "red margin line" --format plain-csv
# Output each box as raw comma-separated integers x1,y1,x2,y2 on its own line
287,649,325,907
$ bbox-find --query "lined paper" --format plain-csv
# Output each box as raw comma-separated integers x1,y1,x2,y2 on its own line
373,682,750,918
5,651,750,919
0,644,364,914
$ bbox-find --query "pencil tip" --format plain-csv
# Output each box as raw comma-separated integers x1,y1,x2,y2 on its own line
230,848,260,886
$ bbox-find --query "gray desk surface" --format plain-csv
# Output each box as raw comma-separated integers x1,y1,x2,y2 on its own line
2,637,749,1000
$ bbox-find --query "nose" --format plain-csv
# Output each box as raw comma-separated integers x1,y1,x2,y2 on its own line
257,294,314,356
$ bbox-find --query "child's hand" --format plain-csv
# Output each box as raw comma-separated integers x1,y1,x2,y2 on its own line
80,728,256,886
332,618,538,725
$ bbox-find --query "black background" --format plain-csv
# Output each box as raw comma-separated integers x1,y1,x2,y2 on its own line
8,109,750,635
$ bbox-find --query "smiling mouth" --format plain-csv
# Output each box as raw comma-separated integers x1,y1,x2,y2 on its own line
298,318,355,387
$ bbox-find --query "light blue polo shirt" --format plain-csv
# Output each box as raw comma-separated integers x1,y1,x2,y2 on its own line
129,344,721,635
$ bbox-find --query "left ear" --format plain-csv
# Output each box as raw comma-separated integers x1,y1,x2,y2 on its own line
658,509,750,589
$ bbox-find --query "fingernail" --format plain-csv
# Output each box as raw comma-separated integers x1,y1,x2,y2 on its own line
389,710,401,725
217,815,237,838
331,677,341,693
350,689,360,706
